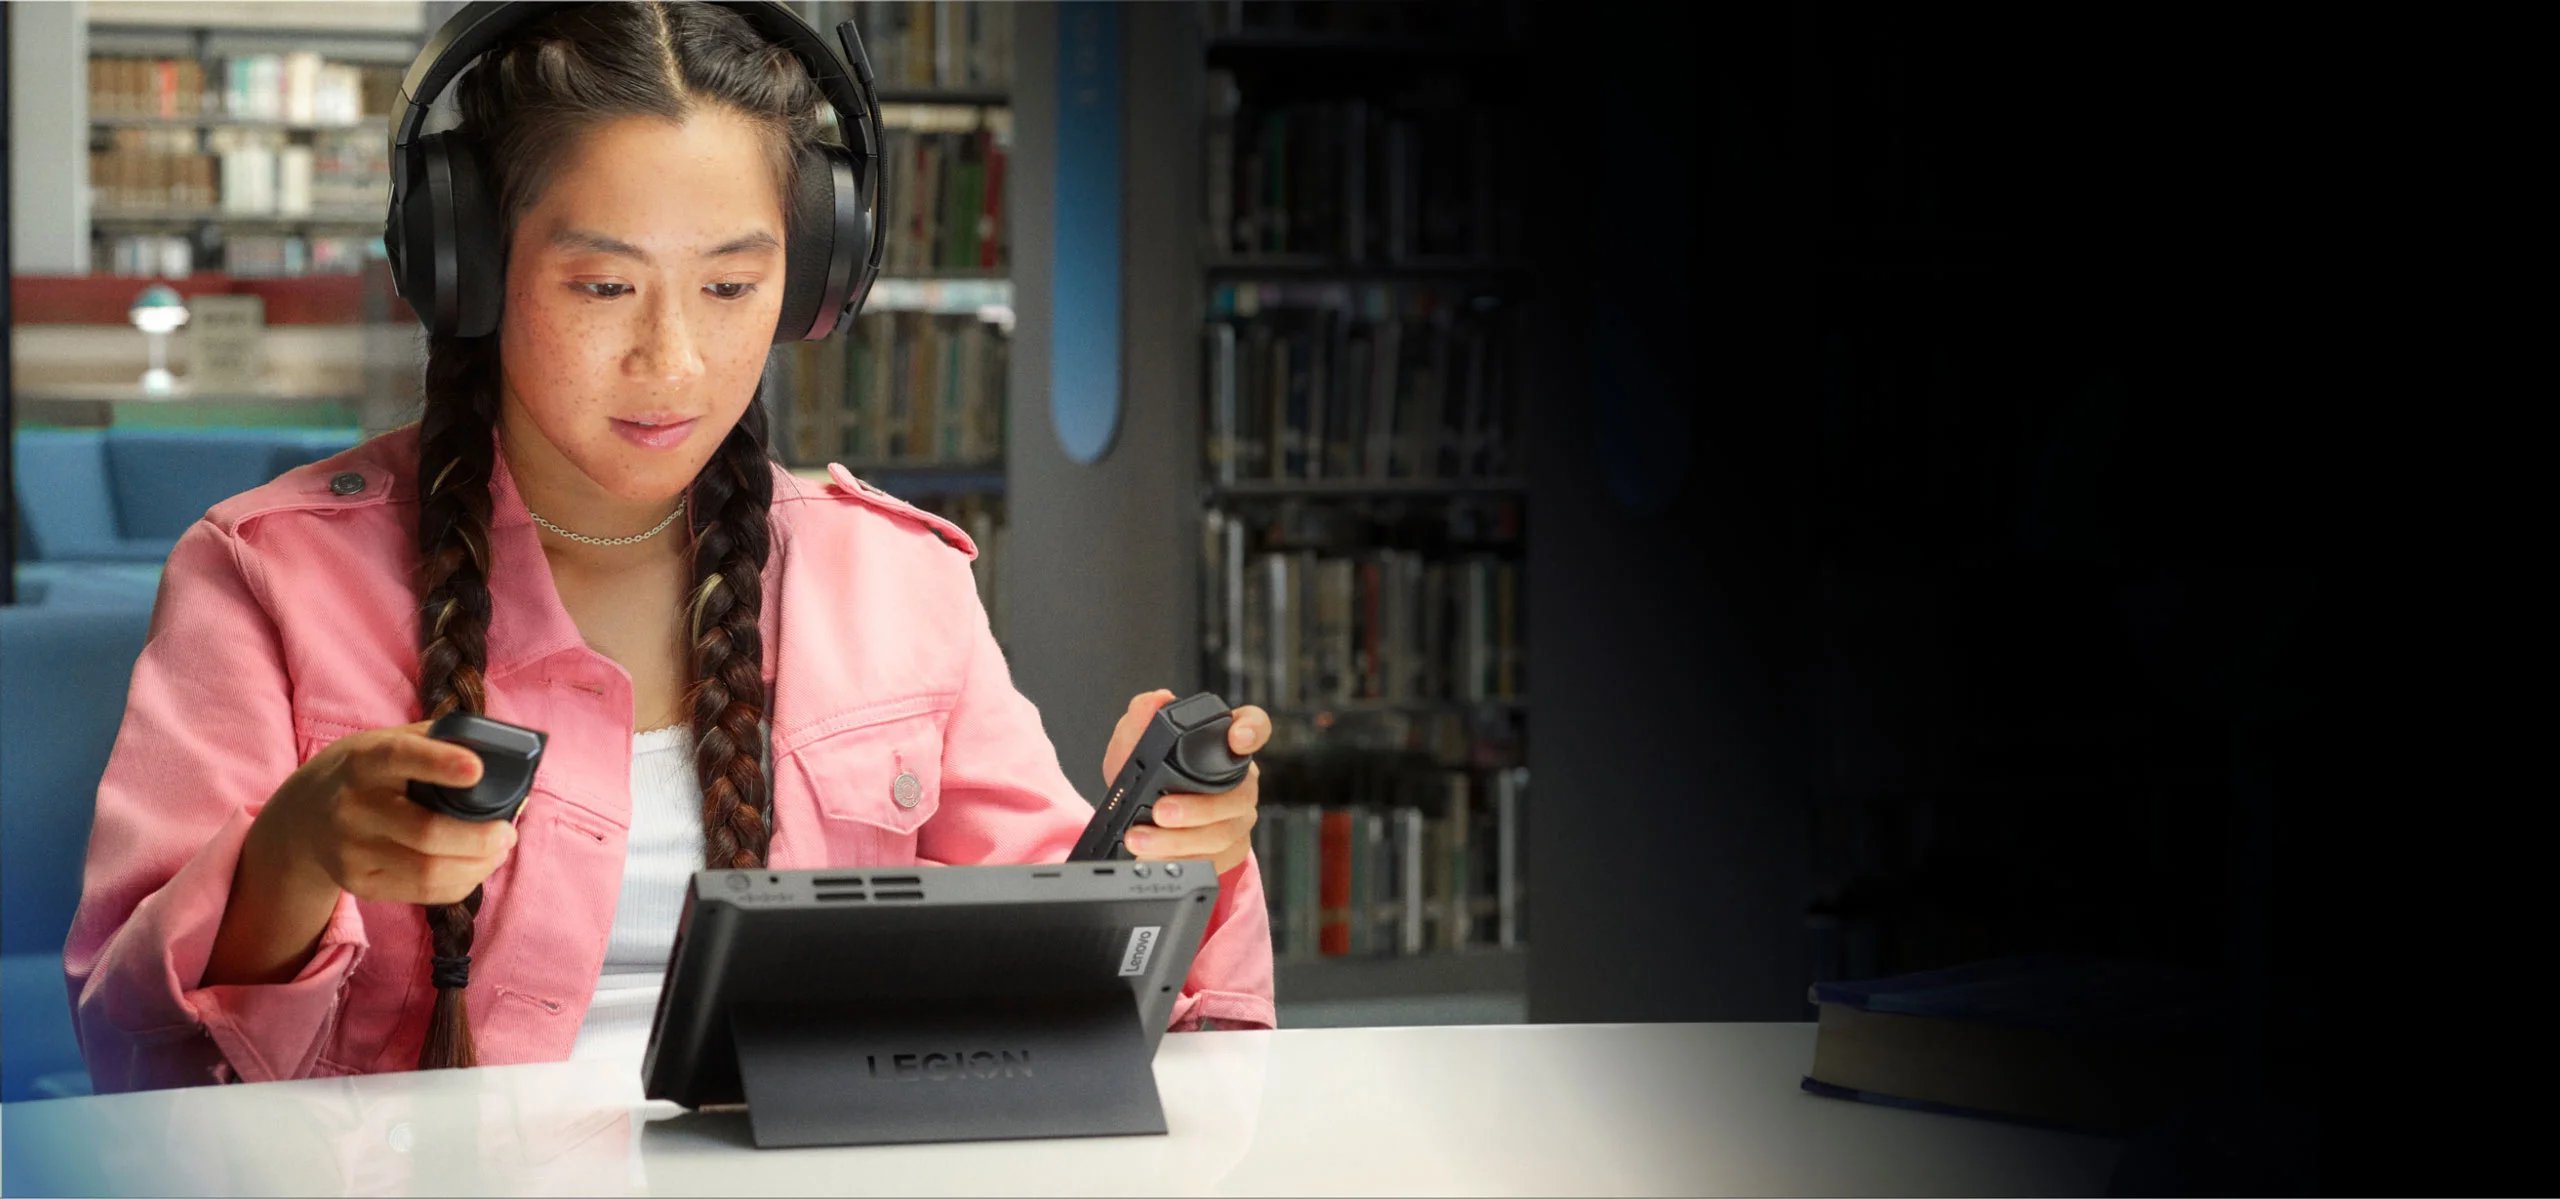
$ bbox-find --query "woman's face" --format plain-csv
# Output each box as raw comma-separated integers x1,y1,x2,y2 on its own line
497,108,787,507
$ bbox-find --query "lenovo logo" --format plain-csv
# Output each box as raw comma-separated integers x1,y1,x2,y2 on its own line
1120,925,1161,976
864,1050,1035,1082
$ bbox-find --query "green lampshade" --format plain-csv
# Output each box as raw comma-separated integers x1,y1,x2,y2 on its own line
129,283,184,311
129,284,189,334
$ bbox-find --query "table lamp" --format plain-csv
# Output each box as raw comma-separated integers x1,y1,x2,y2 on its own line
129,283,190,394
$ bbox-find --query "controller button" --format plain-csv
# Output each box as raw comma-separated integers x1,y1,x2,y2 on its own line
1164,862,1183,877
1132,863,1149,877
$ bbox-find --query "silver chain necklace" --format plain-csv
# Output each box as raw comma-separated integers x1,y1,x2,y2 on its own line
527,497,687,547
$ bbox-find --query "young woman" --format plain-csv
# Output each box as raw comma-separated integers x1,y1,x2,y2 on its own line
63,2,1273,1093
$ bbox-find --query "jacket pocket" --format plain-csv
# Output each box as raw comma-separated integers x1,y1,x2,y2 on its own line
778,698,954,850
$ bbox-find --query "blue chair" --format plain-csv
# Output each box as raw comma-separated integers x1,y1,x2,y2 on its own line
13,562,165,611
11,426,362,564
100,428,353,543
1,602,154,1101
11,430,162,564
266,428,365,478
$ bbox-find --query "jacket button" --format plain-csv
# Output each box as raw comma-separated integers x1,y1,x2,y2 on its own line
329,471,366,496
891,771,922,809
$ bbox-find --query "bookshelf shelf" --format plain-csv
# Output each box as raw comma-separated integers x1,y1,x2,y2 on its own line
92,209,382,227
88,21,421,44
1206,256,1533,283
876,88,1011,107
90,115,388,133
1207,477,1525,499
1274,946,1526,1003
1204,33,1531,69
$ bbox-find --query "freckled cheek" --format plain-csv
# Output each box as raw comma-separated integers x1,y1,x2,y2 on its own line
707,341,768,410
503,305,628,423
524,302,626,372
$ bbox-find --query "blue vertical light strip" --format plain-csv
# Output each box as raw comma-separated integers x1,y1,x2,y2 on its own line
1052,1,1122,464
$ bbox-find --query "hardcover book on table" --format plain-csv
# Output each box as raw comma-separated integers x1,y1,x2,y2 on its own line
1801,955,2228,1135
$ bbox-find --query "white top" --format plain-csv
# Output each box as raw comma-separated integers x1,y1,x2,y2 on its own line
0,1024,2128,1195
566,723,705,1065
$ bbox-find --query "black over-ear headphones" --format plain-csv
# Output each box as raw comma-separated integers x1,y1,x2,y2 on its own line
384,0,886,344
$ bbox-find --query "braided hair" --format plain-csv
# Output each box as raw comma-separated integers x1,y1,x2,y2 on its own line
411,1,821,1070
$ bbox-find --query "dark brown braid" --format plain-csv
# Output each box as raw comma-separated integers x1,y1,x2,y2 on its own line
408,1,823,1070
684,401,775,868
413,329,501,1070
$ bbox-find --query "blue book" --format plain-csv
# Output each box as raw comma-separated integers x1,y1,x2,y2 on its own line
1801,955,2225,1136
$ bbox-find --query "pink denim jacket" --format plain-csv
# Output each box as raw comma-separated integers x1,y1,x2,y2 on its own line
63,422,1276,1093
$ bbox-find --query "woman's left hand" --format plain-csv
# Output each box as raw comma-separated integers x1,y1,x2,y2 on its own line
1100,690,1268,875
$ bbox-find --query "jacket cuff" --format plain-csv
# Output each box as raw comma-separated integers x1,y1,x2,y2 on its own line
81,805,367,1087
1169,988,1279,1032
1165,849,1277,1032
189,884,366,1083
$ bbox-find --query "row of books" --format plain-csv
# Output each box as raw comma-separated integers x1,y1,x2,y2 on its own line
800,1,1013,92
777,311,1008,468
89,53,402,125
222,235,375,279
90,128,388,217
1204,284,1524,483
880,125,1009,277
1252,766,1528,959
1204,81,1523,265
1202,534,1526,712
1238,487,1525,546
1201,0,1527,42
94,232,373,279
98,233,194,279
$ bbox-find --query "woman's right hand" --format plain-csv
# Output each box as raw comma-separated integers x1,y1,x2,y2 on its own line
253,720,520,906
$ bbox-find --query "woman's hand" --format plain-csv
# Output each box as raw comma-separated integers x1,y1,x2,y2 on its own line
210,721,523,987
255,720,522,906
1099,691,1269,876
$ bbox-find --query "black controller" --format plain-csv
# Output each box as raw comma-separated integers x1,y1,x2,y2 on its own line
406,711,548,823
1068,692,1253,863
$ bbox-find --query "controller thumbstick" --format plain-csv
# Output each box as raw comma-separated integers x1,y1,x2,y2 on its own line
1172,718,1251,788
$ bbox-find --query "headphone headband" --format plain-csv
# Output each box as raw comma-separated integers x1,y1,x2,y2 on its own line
394,1,872,158
386,0,885,342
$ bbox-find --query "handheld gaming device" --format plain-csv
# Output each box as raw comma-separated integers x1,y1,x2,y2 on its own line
1066,692,1252,863
406,710,548,823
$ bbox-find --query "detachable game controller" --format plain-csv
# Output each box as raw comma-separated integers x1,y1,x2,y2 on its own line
1068,692,1253,864
406,711,548,823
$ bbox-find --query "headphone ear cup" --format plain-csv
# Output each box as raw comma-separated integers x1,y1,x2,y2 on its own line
774,142,867,344
436,133,505,339
393,148,443,334
400,131,504,339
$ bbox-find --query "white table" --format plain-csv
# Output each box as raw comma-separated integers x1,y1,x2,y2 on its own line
0,1023,2123,1196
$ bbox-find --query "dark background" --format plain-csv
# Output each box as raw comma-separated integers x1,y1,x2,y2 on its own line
1514,7,2376,1192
